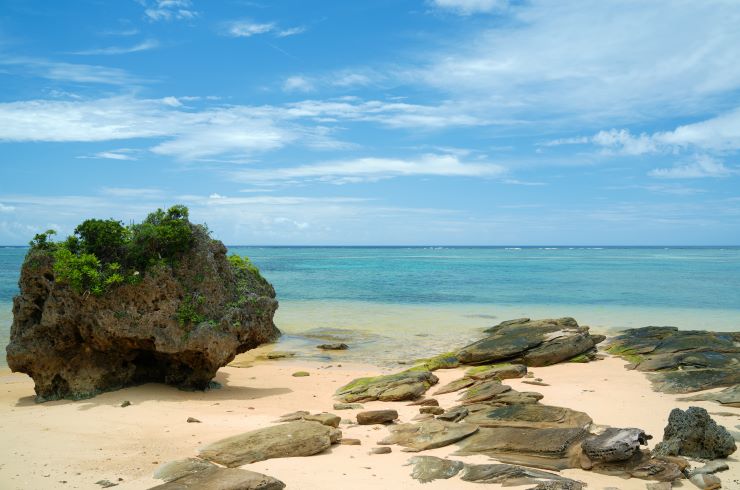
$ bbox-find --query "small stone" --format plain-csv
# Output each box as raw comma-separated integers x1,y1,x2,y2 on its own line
407,398,439,407
95,480,118,488
645,483,672,490
689,460,729,476
317,343,349,350
186,417,201,423
370,447,392,455
292,371,310,377
420,406,445,415
333,403,364,410
357,410,398,425
120,401,131,408
303,413,341,428
340,438,362,445
522,380,550,386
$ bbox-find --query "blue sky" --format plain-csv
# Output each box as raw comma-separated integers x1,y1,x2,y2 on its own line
1,0,739,245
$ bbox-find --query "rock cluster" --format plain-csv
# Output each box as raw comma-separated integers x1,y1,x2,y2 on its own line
7,225,279,402
606,326,740,393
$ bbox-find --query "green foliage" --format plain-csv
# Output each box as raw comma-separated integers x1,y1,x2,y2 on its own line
27,205,196,296
228,254,262,278
176,293,206,326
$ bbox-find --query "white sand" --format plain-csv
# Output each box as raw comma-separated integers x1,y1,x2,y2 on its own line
0,355,737,490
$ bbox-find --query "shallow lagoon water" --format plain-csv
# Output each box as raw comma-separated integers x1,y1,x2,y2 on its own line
1,246,739,368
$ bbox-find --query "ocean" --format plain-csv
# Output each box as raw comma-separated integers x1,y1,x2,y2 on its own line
2,246,739,367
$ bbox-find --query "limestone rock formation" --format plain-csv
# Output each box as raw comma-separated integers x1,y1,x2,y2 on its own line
457,318,602,366
335,370,438,402
606,327,740,394
7,211,279,402
653,406,736,459
198,420,341,467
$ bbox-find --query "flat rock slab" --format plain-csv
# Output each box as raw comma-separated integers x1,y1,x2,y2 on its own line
647,369,740,394
466,363,528,381
457,317,598,366
406,456,464,483
680,384,740,407
454,426,588,471
433,377,476,395
357,409,398,425
333,403,364,410
335,370,438,403
461,463,583,488
198,420,341,467
458,380,512,403
149,467,285,489
464,404,592,430
154,458,218,483
379,419,479,452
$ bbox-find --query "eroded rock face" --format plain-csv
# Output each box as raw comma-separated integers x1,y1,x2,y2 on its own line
198,420,341,467
653,406,736,460
7,228,279,402
581,428,651,463
457,318,600,366
606,327,740,394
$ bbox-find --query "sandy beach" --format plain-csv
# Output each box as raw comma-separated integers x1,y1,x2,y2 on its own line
1,352,737,490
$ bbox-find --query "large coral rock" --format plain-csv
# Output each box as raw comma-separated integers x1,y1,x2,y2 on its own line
7,228,279,401
653,406,736,459
606,327,740,393
199,420,342,467
457,318,601,366
335,370,438,402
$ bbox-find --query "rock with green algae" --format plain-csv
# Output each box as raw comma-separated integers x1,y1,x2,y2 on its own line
405,456,464,483
292,371,310,377
335,370,438,402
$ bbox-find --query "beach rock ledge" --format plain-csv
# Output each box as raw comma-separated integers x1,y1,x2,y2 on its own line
6,206,280,401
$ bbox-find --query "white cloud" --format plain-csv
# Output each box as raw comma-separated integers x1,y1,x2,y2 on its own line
276,26,306,38
231,153,505,184
69,39,159,55
101,187,163,198
87,150,138,161
431,0,508,15
0,203,16,213
283,75,315,93
226,20,275,37
649,155,737,179
142,0,197,22
0,57,142,85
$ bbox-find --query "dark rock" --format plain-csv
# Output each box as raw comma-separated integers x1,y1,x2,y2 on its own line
419,406,444,415
654,406,736,459
464,404,592,430
274,410,309,423
467,363,528,381
149,467,285,489
461,463,583,488
454,426,587,470
433,377,476,395
198,420,341,467
457,318,598,366
406,456,464,483
95,481,118,488
291,371,310,377
379,420,479,452
186,417,201,423
586,449,683,482
581,428,651,463
647,369,740,394
335,370,438,402
120,401,131,408
7,226,279,402
317,343,348,350
333,403,364,410
680,384,740,408
437,406,469,423
458,380,512,403
407,398,439,406
370,446,392,454
356,409,398,425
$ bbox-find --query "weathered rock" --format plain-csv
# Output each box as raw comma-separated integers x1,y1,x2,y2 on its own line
120,400,131,408
407,398,439,406
7,225,279,402
406,456,464,483
464,404,592,430
412,413,435,422
529,482,584,490
689,460,729,476
654,407,736,459
303,413,341,428
335,370,438,403
493,390,545,405
274,410,309,423
645,483,672,490
588,449,683,482
581,428,652,463
680,384,740,408
420,406,445,415
340,438,361,445
149,467,285,489
379,420,479,452
457,318,598,366
333,403,363,410
606,327,739,394
357,409,398,425
689,473,722,490
460,463,583,488
291,371,310,377
466,363,528,381
198,420,341,467
433,377,477,395
186,417,201,424
437,406,469,423
454,426,588,470
153,458,217,483
317,343,348,350
458,380,512,403
370,446,392,454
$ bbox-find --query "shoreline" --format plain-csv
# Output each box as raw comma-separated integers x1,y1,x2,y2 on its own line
1,353,737,489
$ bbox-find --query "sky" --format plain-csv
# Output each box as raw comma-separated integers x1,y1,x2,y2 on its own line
0,0,739,245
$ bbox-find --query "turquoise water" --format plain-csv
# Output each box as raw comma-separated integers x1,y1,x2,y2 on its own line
2,246,740,367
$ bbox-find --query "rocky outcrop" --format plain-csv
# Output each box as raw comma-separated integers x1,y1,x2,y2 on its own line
679,384,740,407
653,407,736,459
7,224,279,402
606,327,740,394
457,318,602,366
335,370,438,402
198,420,341,467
